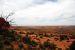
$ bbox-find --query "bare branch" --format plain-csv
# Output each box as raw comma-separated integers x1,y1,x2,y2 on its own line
6,12,14,21
9,18,14,23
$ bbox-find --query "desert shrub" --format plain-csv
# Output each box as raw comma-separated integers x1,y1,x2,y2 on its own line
18,43,24,50
69,41,75,50
70,35,75,39
31,32,35,34
30,40,38,47
6,47,13,50
59,35,68,41
4,30,16,42
50,34,54,37
66,48,69,50
22,36,31,44
4,40,11,46
16,34,21,42
0,41,4,50
40,35,43,38
54,38,59,41
25,33,29,37
44,33,49,37
39,44,45,50
58,48,62,50
23,36,38,46
43,41,57,50
28,40,38,50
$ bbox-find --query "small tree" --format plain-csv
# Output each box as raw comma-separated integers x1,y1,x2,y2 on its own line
0,12,14,50
0,12,14,36
0,12,14,30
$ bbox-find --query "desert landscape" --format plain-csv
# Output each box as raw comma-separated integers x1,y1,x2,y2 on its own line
9,26,75,50
0,0,75,50
0,17,75,50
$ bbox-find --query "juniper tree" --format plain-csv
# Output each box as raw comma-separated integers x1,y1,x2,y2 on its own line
0,12,15,50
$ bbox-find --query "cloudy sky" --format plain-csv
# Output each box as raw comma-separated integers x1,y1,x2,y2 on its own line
0,0,75,26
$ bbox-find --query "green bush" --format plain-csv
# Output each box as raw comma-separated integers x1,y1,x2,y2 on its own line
30,40,38,47
23,36,31,44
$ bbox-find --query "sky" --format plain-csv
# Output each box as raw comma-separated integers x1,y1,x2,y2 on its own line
0,0,75,26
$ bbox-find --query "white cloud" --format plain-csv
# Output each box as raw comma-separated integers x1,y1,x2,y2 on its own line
0,0,75,26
